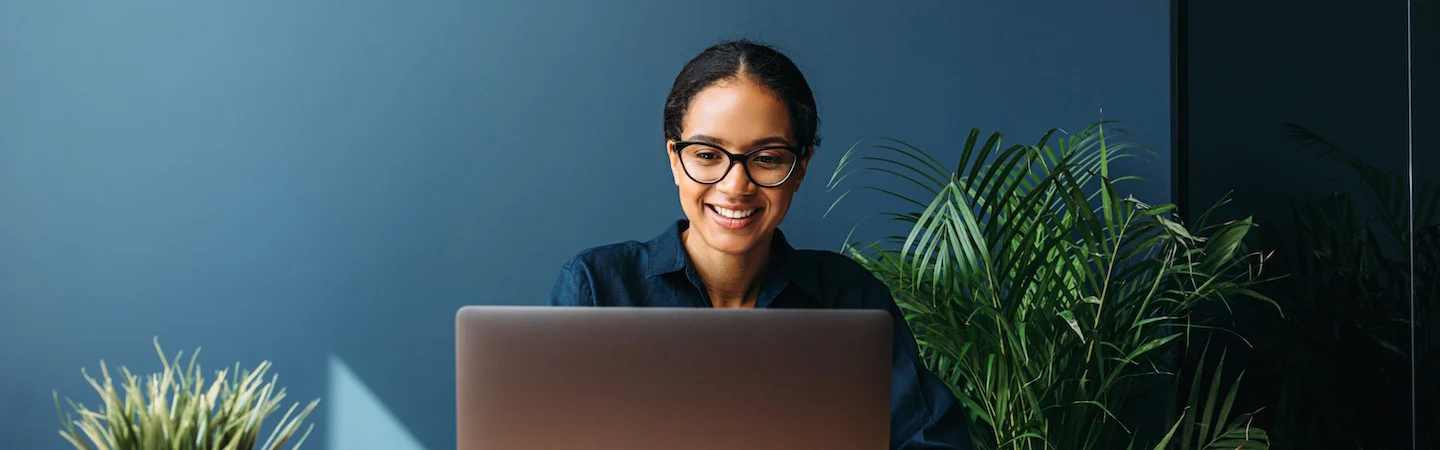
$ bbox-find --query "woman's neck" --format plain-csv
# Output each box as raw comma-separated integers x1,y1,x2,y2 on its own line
681,229,771,309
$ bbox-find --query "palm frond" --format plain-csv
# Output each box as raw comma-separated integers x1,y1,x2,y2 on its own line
833,122,1273,450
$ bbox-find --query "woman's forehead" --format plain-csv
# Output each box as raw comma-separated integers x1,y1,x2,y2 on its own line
683,134,793,149
681,82,794,145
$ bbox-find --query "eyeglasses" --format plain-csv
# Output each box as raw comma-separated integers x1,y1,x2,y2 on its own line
672,141,805,188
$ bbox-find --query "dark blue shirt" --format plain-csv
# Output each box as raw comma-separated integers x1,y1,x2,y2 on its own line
547,220,973,450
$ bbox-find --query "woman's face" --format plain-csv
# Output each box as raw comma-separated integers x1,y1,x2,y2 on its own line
668,76,809,257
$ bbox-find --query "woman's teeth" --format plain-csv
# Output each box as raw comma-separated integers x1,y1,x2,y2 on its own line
712,206,757,219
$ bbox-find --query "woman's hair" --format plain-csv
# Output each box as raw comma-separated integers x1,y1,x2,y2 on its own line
663,39,820,153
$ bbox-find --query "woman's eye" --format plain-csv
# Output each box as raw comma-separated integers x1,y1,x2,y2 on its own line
750,150,793,167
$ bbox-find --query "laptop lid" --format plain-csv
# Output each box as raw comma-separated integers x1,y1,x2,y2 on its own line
456,306,892,450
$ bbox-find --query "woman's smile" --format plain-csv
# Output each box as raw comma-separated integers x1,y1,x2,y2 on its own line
706,203,764,229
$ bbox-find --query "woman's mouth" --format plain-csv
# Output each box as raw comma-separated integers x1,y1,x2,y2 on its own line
706,204,762,229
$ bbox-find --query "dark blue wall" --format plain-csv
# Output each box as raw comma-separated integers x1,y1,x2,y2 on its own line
0,1,1170,448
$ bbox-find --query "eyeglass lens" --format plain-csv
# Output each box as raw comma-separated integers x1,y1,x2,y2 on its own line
678,144,797,186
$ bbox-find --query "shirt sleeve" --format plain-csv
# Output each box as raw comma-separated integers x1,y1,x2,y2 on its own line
547,257,596,306
868,275,974,450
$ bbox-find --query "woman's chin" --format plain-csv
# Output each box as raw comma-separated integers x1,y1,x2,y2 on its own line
694,227,768,256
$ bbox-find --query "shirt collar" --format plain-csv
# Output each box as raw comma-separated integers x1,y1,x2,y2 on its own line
643,220,689,277
644,219,823,299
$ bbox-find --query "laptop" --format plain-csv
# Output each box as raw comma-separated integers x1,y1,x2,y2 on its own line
455,305,893,450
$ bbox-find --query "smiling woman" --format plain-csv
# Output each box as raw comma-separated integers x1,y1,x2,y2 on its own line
546,39,973,450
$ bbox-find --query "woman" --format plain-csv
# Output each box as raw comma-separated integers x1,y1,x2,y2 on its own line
548,39,972,450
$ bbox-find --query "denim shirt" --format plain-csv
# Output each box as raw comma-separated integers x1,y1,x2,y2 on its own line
547,220,973,450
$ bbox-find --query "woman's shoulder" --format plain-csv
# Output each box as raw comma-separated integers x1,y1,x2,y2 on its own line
550,240,652,307
562,240,648,270
783,248,892,303
563,221,684,272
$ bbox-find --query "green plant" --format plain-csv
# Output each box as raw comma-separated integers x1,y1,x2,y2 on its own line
1151,348,1268,450
827,122,1276,449
54,338,320,450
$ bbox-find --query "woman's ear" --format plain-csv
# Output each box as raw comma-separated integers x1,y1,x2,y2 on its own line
667,140,684,187
791,146,813,190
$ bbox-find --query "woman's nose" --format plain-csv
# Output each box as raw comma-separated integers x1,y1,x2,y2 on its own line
716,161,757,194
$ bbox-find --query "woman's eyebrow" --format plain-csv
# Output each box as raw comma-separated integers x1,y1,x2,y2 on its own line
684,134,727,145
748,136,793,147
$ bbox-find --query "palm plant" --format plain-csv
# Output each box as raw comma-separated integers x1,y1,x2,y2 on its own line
53,338,320,450
827,122,1275,449
1152,347,1269,450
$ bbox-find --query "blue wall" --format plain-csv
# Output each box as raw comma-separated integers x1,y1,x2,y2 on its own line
0,1,1170,448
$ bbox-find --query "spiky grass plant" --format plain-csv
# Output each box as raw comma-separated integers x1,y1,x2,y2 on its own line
54,338,320,450
828,122,1276,449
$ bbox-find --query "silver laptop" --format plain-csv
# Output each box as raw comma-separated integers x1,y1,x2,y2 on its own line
455,306,893,450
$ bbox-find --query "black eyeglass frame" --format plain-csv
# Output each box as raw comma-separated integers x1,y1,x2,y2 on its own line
670,140,808,188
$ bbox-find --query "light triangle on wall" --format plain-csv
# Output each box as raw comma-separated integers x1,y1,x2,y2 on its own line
327,355,426,450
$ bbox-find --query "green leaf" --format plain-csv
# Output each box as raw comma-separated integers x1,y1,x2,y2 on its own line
1058,310,1085,343
1153,408,1186,450
829,121,1274,450
54,340,320,450
1200,218,1253,274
